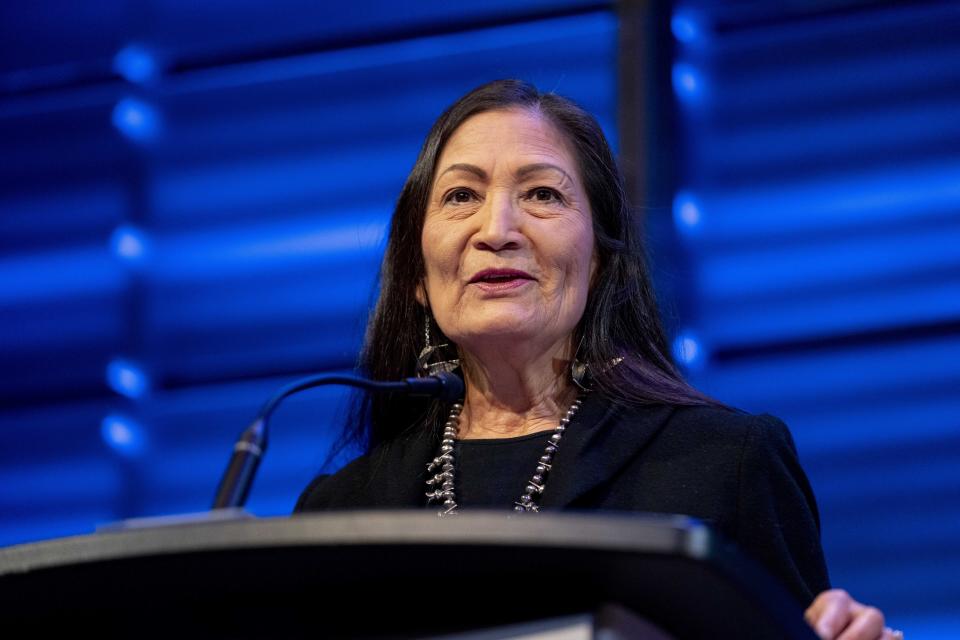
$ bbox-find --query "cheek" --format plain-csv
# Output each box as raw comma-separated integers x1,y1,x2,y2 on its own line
421,222,464,296
587,252,599,290
421,223,442,273
566,240,595,326
564,227,596,287
423,243,458,280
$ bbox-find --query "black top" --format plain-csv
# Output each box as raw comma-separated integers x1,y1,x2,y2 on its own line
296,392,831,606
454,431,553,508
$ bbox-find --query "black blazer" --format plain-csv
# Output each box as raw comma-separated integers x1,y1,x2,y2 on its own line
296,392,831,606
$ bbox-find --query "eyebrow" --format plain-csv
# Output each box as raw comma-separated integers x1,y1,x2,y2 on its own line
435,162,573,184
515,162,574,184
436,163,488,181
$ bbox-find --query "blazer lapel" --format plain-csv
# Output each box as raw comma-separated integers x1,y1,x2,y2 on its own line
540,393,677,508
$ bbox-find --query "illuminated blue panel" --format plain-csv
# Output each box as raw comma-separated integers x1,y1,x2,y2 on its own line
0,246,124,305
148,211,387,284
697,98,960,179
148,146,409,225
136,10,617,388
0,460,121,510
681,159,960,249
786,394,960,457
672,190,703,234
693,336,960,412
0,3,617,555
708,41,960,122
699,224,960,304
106,359,151,399
0,244,126,403
671,331,705,370
673,3,960,632
113,44,159,85
703,279,960,348
0,454,121,546
671,9,706,46
0,184,127,251
0,512,118,548
147,12,617,226
672,62,706,105
129,380,356,517
110,225,151,265
112,97,162,142
100,413,149,458
145,0,609,71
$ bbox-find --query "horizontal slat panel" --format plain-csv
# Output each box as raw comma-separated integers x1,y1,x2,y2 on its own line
0,246,125,306
147,213,387,285
0,4,618,565
682,158,960,247
703,279,960,349
697,96,960,180
0,1,606,83
693,336,960,409
700,224,960,303
785,393,960,457
674,3,960,632
0,183,127,252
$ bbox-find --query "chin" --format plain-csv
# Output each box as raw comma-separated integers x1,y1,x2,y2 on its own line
454,316,535,340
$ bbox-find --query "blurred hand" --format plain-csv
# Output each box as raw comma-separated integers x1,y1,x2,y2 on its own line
804,589,901,640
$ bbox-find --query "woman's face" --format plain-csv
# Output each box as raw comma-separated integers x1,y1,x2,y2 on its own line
419,107,596,356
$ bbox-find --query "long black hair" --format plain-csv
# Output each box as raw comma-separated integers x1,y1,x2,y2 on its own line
332,79,721,460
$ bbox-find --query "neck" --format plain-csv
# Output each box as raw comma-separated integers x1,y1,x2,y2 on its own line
455,338,578,440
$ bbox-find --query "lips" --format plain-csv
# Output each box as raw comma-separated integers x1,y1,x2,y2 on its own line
468,268,536,284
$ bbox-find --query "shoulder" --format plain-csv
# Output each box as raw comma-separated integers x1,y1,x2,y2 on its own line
603,400,813,529
294,450,377,512
664,403,792,438
294,428,437,512
650,403,828,603
631,402,798,461
665,404,807,495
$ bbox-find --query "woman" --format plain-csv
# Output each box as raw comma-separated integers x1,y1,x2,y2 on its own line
297,80,898,640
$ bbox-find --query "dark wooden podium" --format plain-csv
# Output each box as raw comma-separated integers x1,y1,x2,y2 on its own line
0,511,817,639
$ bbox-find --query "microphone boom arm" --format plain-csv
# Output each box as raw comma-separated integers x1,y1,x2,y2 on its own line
211,372,463,510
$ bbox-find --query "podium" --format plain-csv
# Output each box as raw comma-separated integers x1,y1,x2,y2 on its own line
0,511,817,639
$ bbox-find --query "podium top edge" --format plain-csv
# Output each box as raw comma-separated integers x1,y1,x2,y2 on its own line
0,510,713,577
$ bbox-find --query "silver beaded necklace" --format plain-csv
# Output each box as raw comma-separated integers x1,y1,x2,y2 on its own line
425,392,586,516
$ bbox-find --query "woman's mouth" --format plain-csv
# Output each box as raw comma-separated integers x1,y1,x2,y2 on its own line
468,269,535,293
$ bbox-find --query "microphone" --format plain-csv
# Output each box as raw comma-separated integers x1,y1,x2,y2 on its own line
211,371,464,510
400,372,465,401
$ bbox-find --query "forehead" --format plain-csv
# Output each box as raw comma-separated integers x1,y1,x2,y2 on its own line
434,108,579,177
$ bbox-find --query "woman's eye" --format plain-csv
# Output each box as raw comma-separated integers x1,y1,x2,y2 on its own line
445,188,475,205
527,187,562,203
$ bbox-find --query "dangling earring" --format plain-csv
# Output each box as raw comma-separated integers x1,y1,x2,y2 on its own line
570,335,624,390
417,311,459,377
571,336,591,390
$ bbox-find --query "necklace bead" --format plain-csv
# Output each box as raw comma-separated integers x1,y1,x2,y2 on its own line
426,392,587,516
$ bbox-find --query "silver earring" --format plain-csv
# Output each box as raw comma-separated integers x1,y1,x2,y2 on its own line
571,336,624,390
571,336,591,390
417,312,459,377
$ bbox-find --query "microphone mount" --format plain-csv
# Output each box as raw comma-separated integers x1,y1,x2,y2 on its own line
211,371,464,510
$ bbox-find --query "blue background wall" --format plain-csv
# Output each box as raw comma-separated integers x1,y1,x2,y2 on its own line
1,1,957,637
666,2,960,637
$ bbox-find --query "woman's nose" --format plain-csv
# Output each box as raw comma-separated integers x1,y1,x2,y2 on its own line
473,192,523,252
